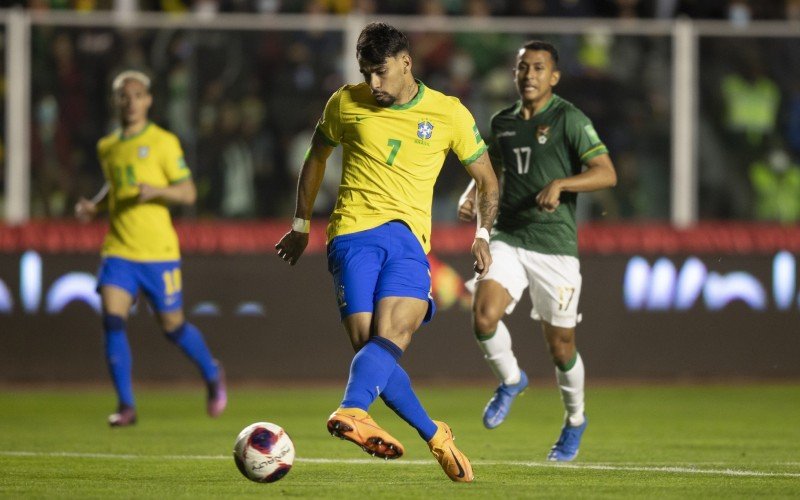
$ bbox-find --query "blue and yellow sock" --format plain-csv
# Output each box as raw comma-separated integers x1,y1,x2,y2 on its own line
103,314,134,408
166,322,219,382
381,365,438,441
341,336,402,411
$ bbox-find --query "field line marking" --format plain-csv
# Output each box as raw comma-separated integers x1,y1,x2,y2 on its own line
1,451,798,478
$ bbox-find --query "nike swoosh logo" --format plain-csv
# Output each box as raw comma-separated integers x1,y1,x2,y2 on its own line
449,447,465,478
355,116,370,122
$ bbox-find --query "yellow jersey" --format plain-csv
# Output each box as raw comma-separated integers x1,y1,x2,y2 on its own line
97,122,190,261
316,81,486,253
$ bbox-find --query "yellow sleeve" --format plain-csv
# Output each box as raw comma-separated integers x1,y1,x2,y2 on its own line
162,134,191,184
96,137,109,175
449,99,487,166
315,88,343,146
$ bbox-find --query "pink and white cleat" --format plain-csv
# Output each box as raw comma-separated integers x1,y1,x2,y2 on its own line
207,361,227,418
108,404,137,427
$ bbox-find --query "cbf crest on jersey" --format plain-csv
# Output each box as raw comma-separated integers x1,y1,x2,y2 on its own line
137,146,150,158
417,120,434,140
536,125,550,145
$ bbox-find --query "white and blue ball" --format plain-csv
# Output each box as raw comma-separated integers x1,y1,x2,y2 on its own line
233,422,295,483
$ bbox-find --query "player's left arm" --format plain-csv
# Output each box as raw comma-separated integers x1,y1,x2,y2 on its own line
138,178,197,206
537,109,617,212
464,150,499,278
535,153,617,212
140,135,197,205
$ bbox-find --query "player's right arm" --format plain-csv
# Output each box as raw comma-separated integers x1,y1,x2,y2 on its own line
463,151,498,278
458,119,503,222
75,182,110,223
457,150,503,222
276,130,335,266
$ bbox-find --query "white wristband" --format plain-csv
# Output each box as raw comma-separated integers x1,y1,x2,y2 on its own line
292,217,311,233
476,227,490,241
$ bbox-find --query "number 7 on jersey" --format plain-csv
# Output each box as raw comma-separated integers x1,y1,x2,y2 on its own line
386,139,402,166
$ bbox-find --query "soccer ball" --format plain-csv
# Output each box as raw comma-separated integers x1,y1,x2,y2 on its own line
233,422,295,483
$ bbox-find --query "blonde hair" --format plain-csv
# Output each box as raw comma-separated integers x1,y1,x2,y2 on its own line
112,70,151,92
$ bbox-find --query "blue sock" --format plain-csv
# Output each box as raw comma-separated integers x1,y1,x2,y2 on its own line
380,365,438,441
341,336,402,411
103,315,135,408
166,322,219,382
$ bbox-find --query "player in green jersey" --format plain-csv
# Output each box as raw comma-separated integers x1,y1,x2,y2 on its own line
458,40,617,461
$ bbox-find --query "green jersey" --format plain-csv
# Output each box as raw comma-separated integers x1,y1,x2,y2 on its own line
488,94,608,257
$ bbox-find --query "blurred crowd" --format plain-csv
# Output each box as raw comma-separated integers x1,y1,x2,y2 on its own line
17,0,800,21
10,0,800,224
698,35,800,222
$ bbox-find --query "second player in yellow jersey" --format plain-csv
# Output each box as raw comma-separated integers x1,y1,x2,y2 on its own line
97,122,190,261
76,70,226,427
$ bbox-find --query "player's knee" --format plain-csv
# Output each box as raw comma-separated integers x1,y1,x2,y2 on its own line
350,337,369,352
159,312,185,335
164,321,187,341
473,317,499,337
548,343,575,368
374,322,416,347
472,303,501,336
102,314,126,333
473,328,494,342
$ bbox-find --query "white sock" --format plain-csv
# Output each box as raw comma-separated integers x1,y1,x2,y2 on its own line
476,320,521,386
556,352,585,427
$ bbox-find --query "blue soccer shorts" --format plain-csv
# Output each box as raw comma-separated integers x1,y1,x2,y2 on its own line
96,257,183,313
327,221,435,322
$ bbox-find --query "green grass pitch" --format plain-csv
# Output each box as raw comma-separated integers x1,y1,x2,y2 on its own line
1,383,799,498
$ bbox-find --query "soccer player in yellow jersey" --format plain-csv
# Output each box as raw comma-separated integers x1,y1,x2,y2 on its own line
75,70,226,427
276,23,499,482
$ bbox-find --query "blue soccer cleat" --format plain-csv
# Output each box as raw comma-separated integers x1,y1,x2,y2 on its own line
482,370,529,429
547,416,588,461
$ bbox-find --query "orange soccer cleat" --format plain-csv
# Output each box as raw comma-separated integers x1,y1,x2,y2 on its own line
427,421,474,482
326,407,405,459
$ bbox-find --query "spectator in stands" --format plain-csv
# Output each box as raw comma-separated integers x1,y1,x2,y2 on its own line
216,99,257,217
749,145,800,224
720,48,781,161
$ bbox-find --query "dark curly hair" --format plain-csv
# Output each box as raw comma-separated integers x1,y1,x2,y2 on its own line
356,22,410,65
